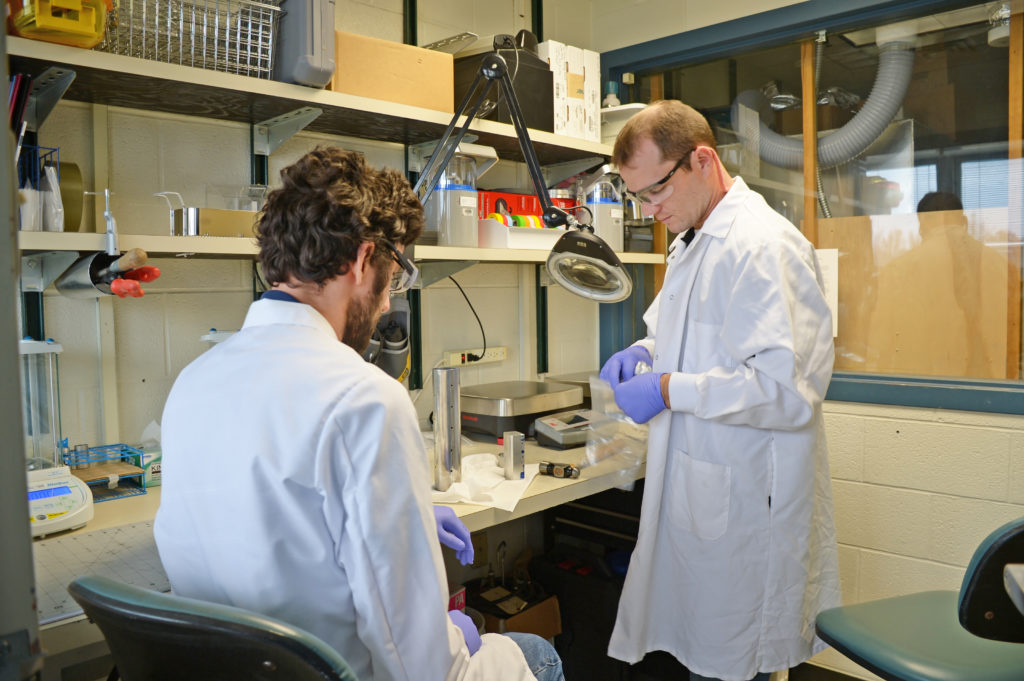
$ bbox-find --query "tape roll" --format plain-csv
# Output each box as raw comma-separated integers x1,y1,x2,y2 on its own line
487,212,510,226
58,162,83,232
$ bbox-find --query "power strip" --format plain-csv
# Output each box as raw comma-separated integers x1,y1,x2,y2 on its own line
443,346,508,366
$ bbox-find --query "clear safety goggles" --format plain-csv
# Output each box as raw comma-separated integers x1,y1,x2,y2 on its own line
622,150,691,205
383,240,419,294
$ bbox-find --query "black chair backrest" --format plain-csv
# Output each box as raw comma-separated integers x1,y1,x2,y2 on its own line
958,516,1024,643
68,576,358,681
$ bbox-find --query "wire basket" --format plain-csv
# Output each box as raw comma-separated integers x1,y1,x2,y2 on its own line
96,0,283,79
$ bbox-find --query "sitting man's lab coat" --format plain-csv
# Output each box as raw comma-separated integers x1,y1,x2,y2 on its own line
155,298,535,681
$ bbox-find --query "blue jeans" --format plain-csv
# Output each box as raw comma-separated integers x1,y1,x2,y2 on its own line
505,632,564,681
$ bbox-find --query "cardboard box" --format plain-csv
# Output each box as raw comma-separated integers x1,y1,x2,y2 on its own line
539,40,569,137
582,49,601,142
133,448,161,487
448,584,466,612
330,32,453,113
539,40,598,141
482,594,561,640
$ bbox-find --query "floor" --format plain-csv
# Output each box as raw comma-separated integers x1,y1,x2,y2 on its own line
789,664,859,681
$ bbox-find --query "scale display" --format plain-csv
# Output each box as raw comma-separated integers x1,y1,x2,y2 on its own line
27,466,94,538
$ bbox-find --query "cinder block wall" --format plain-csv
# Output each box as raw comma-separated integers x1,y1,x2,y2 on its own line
816,402,1024,680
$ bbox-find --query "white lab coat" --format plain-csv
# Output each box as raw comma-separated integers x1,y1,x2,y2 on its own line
607,178,841,680
154,299,536,681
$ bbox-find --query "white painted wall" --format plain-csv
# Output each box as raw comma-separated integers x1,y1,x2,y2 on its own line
542,0,595,51
591,0,807,53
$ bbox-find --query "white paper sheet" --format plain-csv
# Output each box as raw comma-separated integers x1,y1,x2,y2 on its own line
431,453,539,512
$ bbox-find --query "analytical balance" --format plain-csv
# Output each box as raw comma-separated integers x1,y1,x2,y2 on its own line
21,339,93,537
28,465,94,537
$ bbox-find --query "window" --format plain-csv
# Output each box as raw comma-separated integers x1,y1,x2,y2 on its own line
631,1,1023,395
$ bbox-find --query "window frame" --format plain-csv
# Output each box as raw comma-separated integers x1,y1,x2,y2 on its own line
599,0,1024,415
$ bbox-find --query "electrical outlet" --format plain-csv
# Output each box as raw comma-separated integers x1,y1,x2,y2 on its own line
443,346,508,366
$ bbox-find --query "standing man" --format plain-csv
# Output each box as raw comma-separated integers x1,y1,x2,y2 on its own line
601,101,840,681
155,147,561,681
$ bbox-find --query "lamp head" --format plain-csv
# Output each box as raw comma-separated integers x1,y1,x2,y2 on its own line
546,228,633,303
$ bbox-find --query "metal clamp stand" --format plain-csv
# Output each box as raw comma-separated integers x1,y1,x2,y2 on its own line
414,52,633,305
413,53,577,231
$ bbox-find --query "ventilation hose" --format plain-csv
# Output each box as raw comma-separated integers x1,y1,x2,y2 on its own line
732,41,915,171
813,37,832,218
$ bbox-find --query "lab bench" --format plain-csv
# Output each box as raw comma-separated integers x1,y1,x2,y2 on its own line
32,441,644,681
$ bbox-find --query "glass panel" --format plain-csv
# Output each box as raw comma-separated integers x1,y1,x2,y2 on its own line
635,1,1023,383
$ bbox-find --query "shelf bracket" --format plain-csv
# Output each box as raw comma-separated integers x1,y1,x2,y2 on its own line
252,107,323,156
407,136,483,173
24,67,75,133
251,107,322,186
20,251,78,292
415,260,477,288
540,156,606,188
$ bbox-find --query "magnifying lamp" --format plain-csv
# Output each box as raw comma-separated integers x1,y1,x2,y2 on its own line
414,52,633,303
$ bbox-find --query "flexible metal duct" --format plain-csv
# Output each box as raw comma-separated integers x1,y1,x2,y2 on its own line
732,41,915,170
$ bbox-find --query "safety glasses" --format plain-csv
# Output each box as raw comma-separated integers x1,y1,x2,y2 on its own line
622,150,692,205
382,240,419,294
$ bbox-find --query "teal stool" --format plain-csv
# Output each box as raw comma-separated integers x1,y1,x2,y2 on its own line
816,516,1024,681
69,575,359,681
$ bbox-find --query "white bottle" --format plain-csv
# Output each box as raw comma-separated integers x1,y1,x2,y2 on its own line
602,81,621,108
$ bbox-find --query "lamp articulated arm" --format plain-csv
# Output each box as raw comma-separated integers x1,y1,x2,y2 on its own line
413,51,632,304
413,53,575,230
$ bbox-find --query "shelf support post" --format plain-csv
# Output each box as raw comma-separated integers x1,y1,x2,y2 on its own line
250,107,322,185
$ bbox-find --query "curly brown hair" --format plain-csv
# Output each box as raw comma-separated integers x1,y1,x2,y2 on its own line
256,147,424,287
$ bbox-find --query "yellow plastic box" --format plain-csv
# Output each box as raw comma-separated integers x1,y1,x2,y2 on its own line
8,0,111,48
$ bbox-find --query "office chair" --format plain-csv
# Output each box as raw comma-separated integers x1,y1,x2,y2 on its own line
68,575,359,681
815,515,1024,681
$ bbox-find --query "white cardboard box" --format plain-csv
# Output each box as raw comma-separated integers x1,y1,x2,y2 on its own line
478,218,565,249
582,49,601,142
539,40,599,141
538,40,569,137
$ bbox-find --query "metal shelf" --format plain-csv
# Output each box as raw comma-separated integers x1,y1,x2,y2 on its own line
18,231,664,264
6,37,612,166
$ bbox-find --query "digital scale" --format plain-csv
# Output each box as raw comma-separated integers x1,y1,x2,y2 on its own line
28,465,94,538
534,408,600,449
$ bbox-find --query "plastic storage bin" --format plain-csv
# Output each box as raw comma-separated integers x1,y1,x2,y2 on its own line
8,0,110,47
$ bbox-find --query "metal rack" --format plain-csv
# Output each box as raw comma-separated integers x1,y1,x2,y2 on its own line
65,443,147,502
97,0,283,79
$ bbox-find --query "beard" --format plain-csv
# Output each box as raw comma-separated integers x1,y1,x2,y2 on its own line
342,264,389,353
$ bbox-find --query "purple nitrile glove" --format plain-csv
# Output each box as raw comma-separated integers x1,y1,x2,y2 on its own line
433,505,474,565
449,609,482,655
613,372,667,424
600,345,652,388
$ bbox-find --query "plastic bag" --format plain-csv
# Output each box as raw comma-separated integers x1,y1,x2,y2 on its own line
584,376,648,491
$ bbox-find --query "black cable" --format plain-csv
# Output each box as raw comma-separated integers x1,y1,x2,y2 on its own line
448,275,486,362
567,204,593,225
252,261,269,300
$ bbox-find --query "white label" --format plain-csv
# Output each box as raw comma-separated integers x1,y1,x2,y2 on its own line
460,196,478,208
610,208,623,218
815,248,839,338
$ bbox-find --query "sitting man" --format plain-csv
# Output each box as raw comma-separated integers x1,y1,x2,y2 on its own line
155,147,563,681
